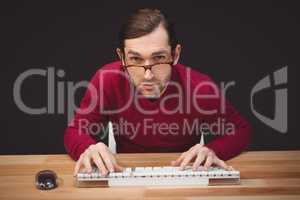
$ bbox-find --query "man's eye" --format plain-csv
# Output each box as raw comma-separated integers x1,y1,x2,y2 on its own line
153,56,166,61
130,57,142,62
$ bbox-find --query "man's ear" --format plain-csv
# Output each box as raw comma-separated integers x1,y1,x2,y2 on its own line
116,48,125,65
172,44,182,65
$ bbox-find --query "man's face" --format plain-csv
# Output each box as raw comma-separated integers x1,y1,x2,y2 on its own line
121,24,174,98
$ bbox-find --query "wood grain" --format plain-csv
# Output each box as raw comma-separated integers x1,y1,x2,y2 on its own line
0,151,299,199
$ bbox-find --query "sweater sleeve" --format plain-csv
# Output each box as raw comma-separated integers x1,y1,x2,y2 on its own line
204,101,253,161
197,77,253,161
64,69,111,161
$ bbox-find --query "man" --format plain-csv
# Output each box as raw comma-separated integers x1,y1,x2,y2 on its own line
64,8,252,176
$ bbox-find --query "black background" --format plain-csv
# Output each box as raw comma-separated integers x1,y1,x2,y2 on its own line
1,1,299,154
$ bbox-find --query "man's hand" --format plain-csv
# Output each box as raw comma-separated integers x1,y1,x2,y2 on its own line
171,144,232,171
73,142,123,176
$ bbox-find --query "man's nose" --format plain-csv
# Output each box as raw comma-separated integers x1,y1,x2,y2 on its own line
144,69,154,80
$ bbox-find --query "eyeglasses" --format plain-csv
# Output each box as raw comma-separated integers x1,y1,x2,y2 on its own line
123,61,173,76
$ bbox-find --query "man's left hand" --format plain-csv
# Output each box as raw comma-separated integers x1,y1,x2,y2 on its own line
171,144,232,171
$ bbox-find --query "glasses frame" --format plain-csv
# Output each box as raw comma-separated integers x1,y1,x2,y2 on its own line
123,61,174,72
120,52,174,73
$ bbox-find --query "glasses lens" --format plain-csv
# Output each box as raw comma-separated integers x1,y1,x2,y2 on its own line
127,66,145,76
126,63,172,76
151,63,171,74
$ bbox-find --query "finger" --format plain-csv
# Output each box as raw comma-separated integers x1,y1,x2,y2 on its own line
215,158,230,170
113,163,124,172
203,155,213,170
74,155,83,176
99,150,115,173
192,153,206,171
171,152,186,166
170,160,177,166
83,154,92,173
172,145,201,166
91,151,108,175
180,150,197,170
109,156,124,172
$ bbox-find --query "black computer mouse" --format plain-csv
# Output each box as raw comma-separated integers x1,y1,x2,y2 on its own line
35,170,58,190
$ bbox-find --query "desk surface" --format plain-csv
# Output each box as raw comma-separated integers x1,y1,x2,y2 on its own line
0,151,299,200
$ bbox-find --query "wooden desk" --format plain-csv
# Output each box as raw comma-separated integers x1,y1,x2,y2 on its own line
0,151,299,199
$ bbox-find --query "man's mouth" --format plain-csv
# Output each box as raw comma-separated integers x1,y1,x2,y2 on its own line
142,83,155,90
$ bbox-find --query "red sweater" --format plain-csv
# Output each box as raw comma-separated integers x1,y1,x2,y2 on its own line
64,61,252,161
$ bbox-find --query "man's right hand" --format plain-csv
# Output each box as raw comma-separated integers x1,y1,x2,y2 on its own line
73,142,123,176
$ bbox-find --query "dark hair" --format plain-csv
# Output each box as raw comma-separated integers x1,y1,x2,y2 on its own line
118,8,178,52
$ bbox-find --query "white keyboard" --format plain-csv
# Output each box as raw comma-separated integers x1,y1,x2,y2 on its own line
75,166,240,187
